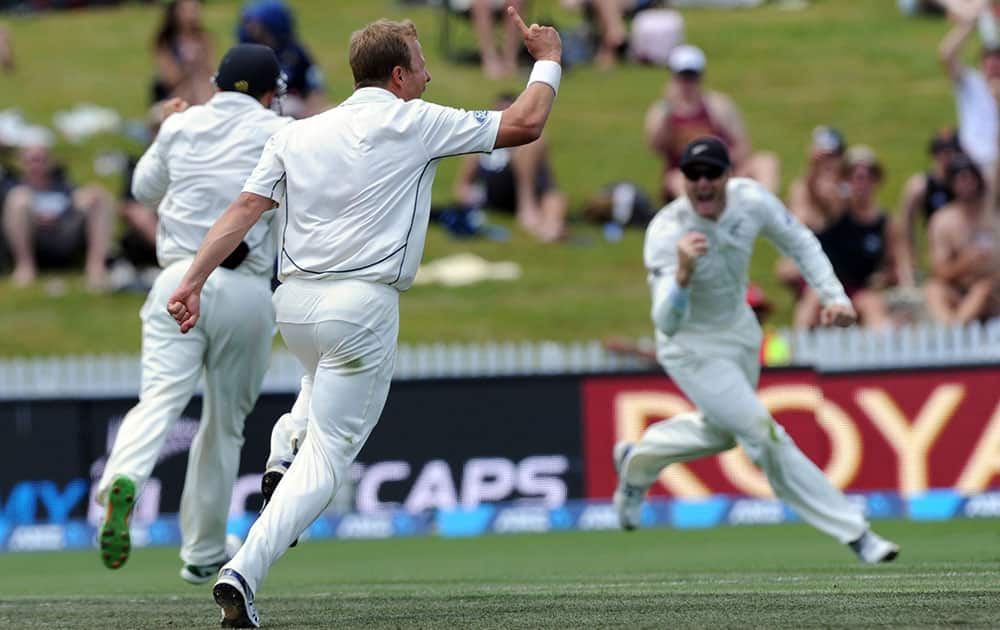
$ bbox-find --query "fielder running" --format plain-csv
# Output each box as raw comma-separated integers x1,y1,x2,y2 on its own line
166,10,563,627
614,136,900,563
95,44,291,583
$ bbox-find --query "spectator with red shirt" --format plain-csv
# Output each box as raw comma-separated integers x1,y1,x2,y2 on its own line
644,44,779,201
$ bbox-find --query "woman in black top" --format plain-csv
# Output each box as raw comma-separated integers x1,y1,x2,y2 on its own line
794,146,894,329
896,129,960,287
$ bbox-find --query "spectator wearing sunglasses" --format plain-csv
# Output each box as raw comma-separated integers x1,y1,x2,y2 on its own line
644,44,780,202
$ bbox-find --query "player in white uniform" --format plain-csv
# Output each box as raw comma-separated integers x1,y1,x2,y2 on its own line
614,137,900,563
165,10,562,627
95,44,291,583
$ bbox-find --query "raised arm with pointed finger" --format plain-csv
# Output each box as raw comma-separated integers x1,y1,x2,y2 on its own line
494,7,562,148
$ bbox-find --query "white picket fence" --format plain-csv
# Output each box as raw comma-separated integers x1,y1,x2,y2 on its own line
0,320,997,400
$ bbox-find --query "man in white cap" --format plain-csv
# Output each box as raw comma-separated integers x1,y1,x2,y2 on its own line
644,43,780,201
614,136,900,565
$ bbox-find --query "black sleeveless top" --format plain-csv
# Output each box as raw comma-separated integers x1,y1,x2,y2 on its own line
923,171,953,220
818,210,888,291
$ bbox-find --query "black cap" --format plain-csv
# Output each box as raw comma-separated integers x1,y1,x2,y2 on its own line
929,128,960,155
679,136,731,172
948,153,982,179
214,44,282,98
946,153,984,188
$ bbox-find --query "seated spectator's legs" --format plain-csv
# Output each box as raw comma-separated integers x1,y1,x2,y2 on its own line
851,288,892,329
511,138,567,242
540,189,569,242
2,185,37,287
73,185,113,290
926,277,995,324
591,0,629,70
472,0,524,79
737,150,781,195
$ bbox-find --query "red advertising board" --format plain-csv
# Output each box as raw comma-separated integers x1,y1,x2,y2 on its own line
582,367,1000,499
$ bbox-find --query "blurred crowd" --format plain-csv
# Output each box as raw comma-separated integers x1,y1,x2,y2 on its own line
449,0,1000,330
0,0,999,332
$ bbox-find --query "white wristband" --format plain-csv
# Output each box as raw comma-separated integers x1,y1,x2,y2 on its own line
527,60,562,96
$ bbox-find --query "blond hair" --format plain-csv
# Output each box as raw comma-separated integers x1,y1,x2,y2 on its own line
349,19,419,88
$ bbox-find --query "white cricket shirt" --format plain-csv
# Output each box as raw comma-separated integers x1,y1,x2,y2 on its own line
644,178,849,358
132,91,292,278
241,87,502,290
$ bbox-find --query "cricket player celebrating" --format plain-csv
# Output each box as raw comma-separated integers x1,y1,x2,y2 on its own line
95,44,291,583
166,9,562,627
614,137,900,564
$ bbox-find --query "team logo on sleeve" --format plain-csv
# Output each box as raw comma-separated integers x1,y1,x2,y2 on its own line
473,110,489,124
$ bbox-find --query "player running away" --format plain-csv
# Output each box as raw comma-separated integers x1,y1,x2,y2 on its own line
614,136,900,564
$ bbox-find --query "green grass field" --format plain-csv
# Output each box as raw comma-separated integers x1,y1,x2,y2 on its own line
0,520,997,628
0,1,967,355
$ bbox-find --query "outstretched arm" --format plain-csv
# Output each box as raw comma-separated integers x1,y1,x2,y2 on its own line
938,0,984,82
759,190,856,327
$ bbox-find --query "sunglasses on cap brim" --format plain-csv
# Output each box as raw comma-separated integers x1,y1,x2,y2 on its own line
681,164,726,181
675,69,702,79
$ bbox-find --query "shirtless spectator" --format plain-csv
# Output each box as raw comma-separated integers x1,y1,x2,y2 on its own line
644,44,779,201
795,146,894,329
454,94,568,242
2,143,113,290
896,128,961,287
776,126,849,299
925,154,1000,323
788,126,850,232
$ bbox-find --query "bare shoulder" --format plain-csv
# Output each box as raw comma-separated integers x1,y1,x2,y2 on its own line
705,90,738,115
901,171,927,198
927,203,963,235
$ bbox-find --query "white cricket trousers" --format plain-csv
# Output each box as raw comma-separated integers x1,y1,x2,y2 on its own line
227,278,399,595
622,343,868,544
96,260,274,565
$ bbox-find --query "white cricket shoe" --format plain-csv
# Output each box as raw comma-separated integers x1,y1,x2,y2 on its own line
850,530,900,563
214,568,261,628
612,441,644,531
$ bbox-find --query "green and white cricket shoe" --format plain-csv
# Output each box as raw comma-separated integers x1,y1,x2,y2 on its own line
214,568,260,628
850,529,901,563
612,441,644,531
181,560,228,585
180,534,243,585
99,475,136,570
